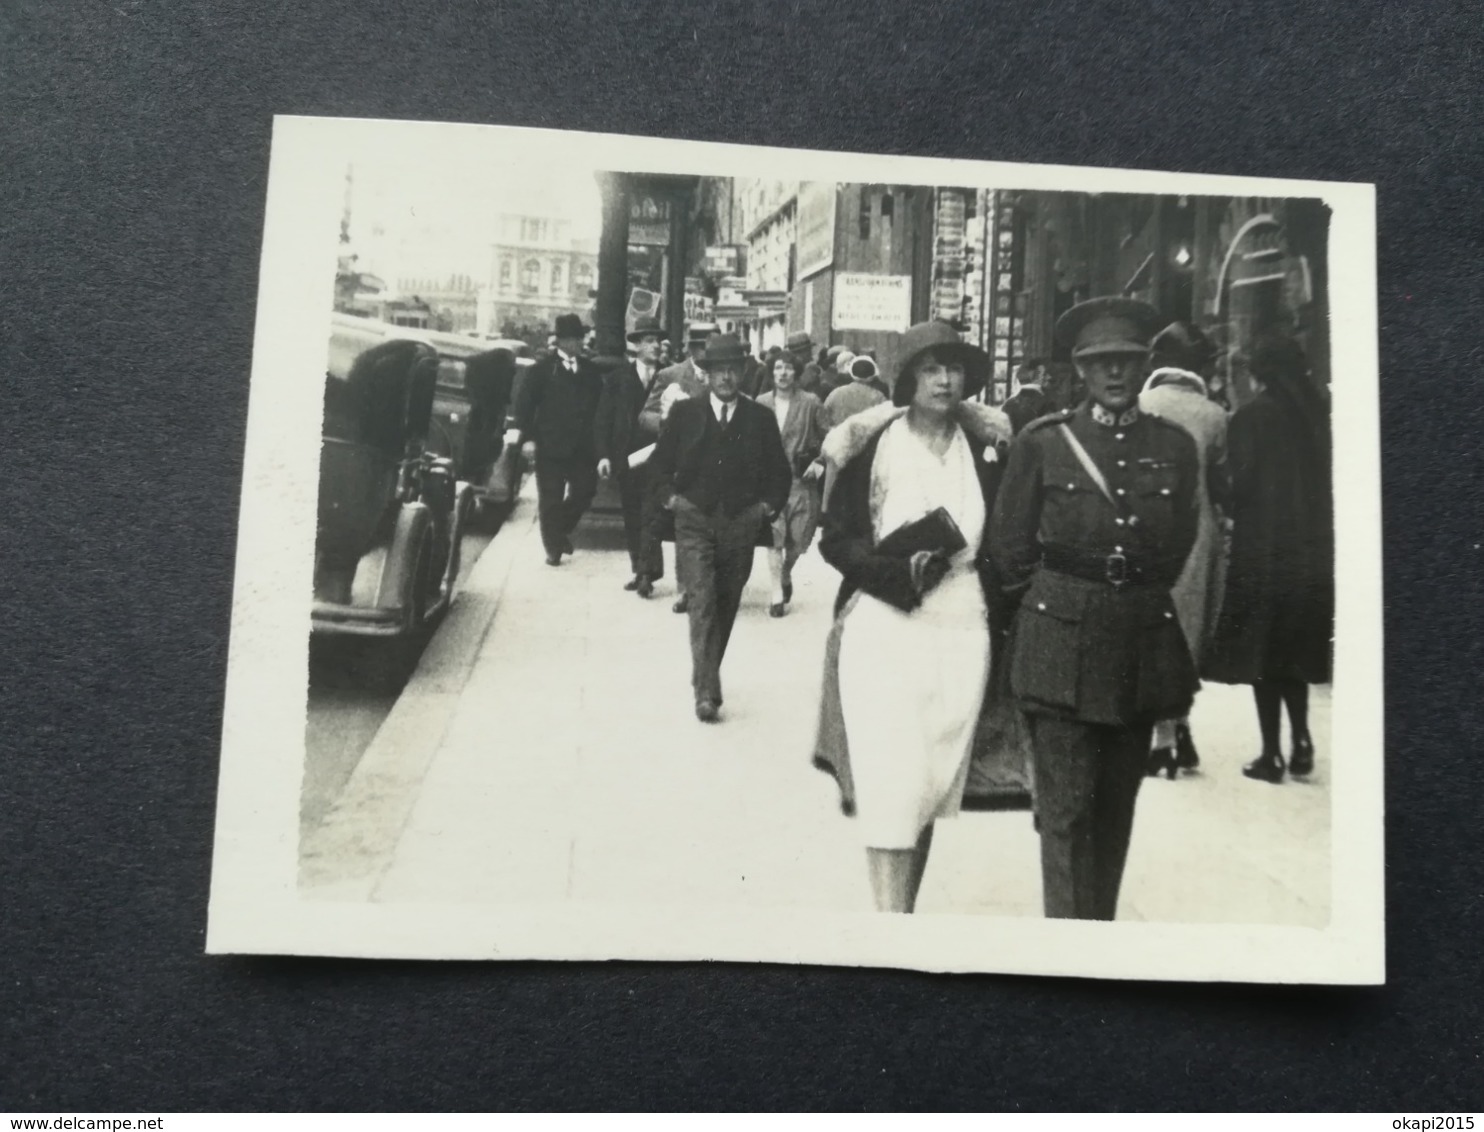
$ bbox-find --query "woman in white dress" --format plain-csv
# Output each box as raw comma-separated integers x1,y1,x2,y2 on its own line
816,321,1009,913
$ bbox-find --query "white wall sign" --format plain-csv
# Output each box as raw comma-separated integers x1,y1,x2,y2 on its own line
832,272,912,332
795,182,837,281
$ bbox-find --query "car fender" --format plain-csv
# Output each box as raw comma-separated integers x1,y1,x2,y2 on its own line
374,502,433,631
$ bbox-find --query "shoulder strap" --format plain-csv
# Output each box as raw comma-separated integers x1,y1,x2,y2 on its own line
1057,423,1121,512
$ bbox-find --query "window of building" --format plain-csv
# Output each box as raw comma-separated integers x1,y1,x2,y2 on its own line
859,192,872,240
551,261,564,293
880,192,894,222
521,259,540,293
499,259,512,288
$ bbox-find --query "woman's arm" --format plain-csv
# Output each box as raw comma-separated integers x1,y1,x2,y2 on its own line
817,448,922,613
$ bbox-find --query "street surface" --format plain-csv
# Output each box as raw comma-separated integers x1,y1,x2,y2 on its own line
302,485,1331,925
301,520,500,838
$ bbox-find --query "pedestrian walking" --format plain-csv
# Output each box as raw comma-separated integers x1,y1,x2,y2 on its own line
989,297,1201,921
822,354,888,430
649,333,792,723
786,331,826,395
756,353,827,617
509,313,606,567
1139,321,1231,776
815,320,1012,914
1002,359,1051,435
595,316,668,595
1203,335,1333,783
647,325,714,611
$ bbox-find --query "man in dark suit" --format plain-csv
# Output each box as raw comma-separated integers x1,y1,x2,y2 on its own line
509,312,605,566
989,297,1200,921
596,316,668,594
650,333,792,723
1002,358,1050,434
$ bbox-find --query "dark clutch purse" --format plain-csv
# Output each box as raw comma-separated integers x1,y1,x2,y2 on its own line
874,506,968,559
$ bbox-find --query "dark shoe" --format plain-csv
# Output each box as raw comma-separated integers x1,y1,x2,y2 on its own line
673,594,690,614
635,576,654,599
545,553,563,567
1175,723,1200,771
782,579,793,604
1243,750,1286,784
1289,735,1315,776
1147,747,1178,780
769,602,787,618
623,576,640,592
695,699,719,723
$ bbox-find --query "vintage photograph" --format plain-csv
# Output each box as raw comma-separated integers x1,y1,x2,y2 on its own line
208,117,1383,981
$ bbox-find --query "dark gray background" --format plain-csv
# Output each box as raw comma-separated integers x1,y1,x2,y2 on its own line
3,0,1480,1111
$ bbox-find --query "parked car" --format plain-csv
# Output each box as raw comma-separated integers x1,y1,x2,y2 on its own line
313,314,471,650
423,330,533,525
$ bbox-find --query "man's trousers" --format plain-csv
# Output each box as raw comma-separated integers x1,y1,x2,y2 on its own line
673,498,765,706
534,454,598,558
617,466,663,580
1027,715,1152,920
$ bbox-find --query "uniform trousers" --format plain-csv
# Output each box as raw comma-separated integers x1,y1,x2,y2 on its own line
535,454,598,558
617,466,663,579
673,498,766,706
1027,715,1152,920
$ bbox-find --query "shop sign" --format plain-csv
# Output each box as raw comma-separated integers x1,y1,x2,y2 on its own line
832,272,912,332
704,245,741,276
796,182,837,281
683,291,714,322
629,194,672,246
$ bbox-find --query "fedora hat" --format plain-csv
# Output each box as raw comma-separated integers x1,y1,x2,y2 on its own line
626,316,664,343
1055,297,1163,359
892,320,989,406
700,333,748,367
553,313,588,340
785,330,813,354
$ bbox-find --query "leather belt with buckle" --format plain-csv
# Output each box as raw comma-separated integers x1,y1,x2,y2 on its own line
1041,545,1151,588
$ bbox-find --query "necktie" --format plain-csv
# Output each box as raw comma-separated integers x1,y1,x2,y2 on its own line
719,403,730,428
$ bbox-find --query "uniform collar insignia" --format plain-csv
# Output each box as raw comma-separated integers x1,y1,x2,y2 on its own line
1090,403,1140,427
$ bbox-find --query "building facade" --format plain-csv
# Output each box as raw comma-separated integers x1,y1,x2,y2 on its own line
478,213,598,344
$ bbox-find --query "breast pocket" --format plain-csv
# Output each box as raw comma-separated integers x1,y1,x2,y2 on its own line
1010,578,1087,711
1131,463,1180,530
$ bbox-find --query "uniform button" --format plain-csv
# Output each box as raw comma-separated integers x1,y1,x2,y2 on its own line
1115,433,1125,441
1160,488,1171,496
1114,546,1124,553
1036,602,1047,611
1117,460,1127,468
1164,611,1174,619
1116,488,1126,496
1115,517,1126,526
1067,482,1076,490
1128,516,1140,527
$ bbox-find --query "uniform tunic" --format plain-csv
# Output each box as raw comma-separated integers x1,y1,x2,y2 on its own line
990,403,1201,725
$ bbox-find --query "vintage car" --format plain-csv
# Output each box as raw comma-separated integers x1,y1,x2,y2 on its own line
423,331,533,525
313,314,472,643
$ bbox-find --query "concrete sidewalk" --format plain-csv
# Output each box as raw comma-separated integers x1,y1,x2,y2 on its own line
302,483,1331,926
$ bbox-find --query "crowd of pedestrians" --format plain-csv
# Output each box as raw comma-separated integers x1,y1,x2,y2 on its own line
503,301,1334,920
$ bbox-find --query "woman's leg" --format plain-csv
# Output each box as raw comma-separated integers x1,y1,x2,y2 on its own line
1278,679,1310,743
766,546,786,604
1245,681,1287,782
866,826,934,913
1279,680,1314,773
1254,681,1283,753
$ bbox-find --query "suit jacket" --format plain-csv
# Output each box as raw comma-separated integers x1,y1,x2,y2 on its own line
649,395,792,517
511,352,605,461
595,360,665,464
640,358,709,438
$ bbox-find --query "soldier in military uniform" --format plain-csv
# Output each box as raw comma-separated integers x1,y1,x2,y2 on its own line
988,297,1201,921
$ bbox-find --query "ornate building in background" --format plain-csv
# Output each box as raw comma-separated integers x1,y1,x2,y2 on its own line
479,213,598,344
